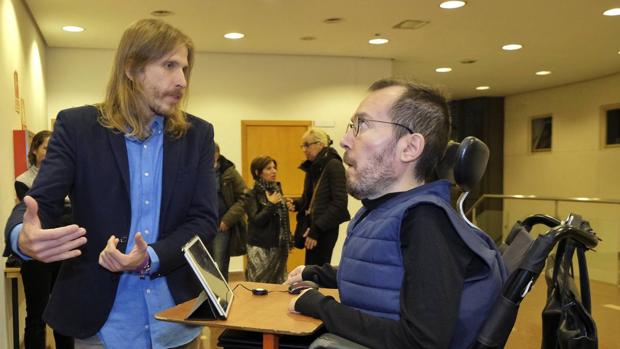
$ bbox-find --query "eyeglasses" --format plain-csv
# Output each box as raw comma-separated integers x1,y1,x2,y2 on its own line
346,117,414,137
300,141,320,149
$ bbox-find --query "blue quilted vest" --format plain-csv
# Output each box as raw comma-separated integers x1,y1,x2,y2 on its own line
337,180,507,349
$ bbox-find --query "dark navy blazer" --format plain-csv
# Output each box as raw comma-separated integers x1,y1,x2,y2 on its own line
4,105,218,338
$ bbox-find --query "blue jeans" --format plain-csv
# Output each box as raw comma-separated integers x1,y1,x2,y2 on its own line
206,231,231,281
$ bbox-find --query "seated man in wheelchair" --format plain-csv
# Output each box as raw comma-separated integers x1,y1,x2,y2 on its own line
286,79,507,349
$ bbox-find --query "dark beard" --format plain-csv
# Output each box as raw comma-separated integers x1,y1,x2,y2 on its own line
345,148,398,200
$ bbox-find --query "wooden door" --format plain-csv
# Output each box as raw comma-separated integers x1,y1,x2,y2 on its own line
241,120,312,272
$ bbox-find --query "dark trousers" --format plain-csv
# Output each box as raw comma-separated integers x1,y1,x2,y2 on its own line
304,228,339,266
20,260,74,349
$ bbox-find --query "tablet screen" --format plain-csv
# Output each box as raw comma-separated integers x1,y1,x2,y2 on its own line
182,236,234,318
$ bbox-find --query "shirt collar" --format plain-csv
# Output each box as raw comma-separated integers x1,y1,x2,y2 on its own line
124,115,164,142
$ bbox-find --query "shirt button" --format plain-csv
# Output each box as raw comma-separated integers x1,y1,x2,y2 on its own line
145,325,149,330
143,145,148,149
146,289,151,294
145,200,150,205
144,172,149,177
144,229,150,234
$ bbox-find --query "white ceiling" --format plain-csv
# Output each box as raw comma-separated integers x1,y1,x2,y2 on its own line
25,0,620,99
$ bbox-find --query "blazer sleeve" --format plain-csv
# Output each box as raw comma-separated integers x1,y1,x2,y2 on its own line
28,111,77,229
15,181,29,202
311,159,350,235
5,112,75,258
221,168,247,228
3,203,26,257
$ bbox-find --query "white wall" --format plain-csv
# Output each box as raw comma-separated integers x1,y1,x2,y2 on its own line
504,73,620,284
47,48,391,270
1,0,48,346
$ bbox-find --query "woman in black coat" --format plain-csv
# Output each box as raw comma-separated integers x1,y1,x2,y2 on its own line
287,129,350,266
245,156,291,283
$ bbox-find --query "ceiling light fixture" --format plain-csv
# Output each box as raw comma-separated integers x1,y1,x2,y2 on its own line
502,44,522,51
62,25,84,33
536,70,552,76
476,86,490,90
435,67,452,73
224,32,245,40
440,1,466,9
602,8,620,16
393,19,429,30
369,37,389,45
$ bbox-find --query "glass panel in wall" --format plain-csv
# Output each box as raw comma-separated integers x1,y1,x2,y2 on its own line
531,115,552,152
606,108,620,146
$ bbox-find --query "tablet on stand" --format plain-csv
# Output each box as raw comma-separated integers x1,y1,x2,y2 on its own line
182,235,234,320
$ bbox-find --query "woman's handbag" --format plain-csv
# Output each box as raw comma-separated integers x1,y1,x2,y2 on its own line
293,213,310,249
293,170,326,249
541,239,597,349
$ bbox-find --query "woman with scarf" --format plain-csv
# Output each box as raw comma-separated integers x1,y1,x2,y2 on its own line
245,156,291,283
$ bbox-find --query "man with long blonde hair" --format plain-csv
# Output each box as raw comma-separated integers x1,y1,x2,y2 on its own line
4,19,217,348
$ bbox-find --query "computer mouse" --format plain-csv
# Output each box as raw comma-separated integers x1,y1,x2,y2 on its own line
288,280,319,295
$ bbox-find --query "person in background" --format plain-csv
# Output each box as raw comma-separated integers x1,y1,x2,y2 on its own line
3,19,217,349
286,79,507,349
245,156,291,283
9,130,73,349
207,143,247,280
287,129,350,266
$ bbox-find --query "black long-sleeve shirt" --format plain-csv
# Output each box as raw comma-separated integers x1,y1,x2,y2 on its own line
296,192,485,348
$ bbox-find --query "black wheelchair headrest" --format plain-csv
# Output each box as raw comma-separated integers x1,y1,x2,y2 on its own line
453,136,489,192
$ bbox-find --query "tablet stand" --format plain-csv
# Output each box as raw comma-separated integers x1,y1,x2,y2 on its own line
186,290,222,320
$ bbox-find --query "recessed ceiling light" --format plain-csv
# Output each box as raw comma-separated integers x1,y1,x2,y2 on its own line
435,67,452,73
300,36,316,41
536,70,552,76
440,1,466,9
476,86,490,90
224,32,245,40
502,44,522,51
603,8,620,16
62,26,84,33
369,38,389,45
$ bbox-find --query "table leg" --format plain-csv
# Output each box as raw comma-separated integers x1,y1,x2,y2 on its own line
11,278,19,349
262,333,279,349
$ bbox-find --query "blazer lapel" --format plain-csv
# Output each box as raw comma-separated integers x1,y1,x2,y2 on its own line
107,131,130,195
161,134,182,218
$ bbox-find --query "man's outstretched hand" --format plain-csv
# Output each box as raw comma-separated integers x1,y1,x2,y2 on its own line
18,195,87,262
